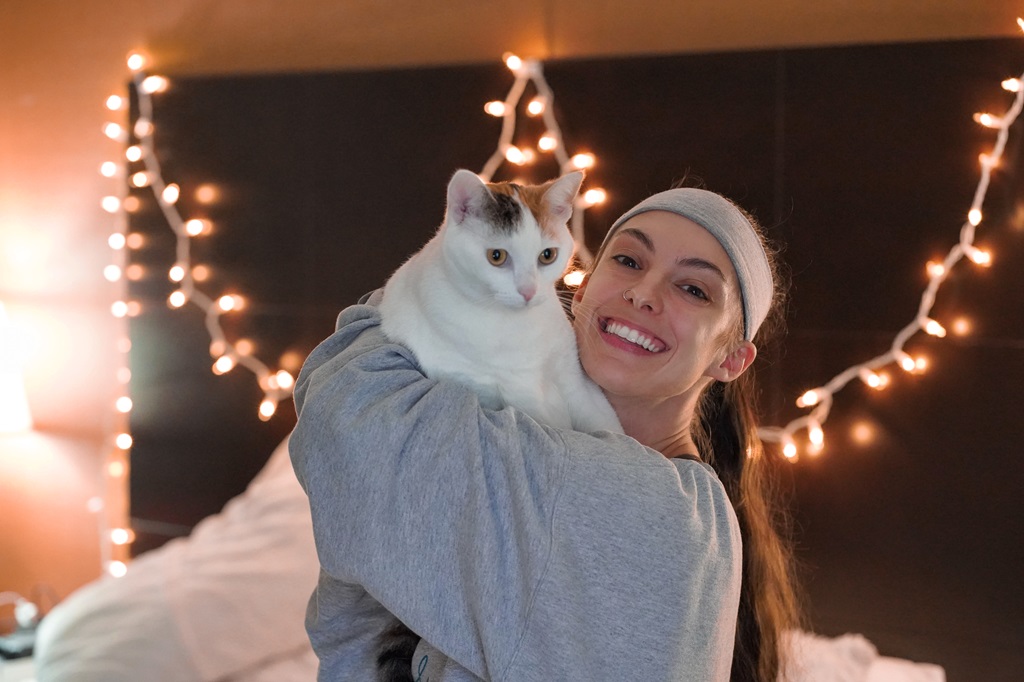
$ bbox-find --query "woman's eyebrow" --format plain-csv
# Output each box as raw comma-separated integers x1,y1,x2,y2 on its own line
618,227,726,282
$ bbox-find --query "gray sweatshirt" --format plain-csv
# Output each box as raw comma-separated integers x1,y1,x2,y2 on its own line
289,299,742,681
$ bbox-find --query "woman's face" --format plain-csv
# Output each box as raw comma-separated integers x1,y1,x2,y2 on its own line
571,210,751,408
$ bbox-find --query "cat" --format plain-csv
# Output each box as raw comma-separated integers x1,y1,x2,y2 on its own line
374,169,622,681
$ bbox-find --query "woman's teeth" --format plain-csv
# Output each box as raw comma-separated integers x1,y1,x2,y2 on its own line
604,320,664,353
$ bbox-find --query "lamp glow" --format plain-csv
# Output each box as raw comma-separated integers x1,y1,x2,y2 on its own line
0,302,33,433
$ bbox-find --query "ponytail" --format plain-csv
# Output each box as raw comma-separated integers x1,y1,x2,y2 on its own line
695,376,799,681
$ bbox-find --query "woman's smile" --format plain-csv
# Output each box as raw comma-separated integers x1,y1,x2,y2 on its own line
599,316,668,354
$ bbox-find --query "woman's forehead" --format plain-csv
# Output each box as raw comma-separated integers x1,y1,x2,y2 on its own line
610,211,736,278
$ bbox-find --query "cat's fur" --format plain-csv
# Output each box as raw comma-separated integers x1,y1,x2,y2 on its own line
374,169,622,681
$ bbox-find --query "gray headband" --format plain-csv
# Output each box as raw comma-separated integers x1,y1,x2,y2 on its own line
604,188,772,341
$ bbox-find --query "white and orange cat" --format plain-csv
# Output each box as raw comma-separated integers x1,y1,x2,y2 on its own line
379,168,621,434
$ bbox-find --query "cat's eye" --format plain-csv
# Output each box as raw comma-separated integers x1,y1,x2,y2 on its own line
538,248,558,265
488,249,508,266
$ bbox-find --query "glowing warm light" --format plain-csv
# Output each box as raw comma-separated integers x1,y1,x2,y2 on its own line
258,399,277,420
850,421,876,446
126,301,142,317
169,265,186,282
484,101,506,117
110,528,135,545
130,172,150,187
898,354,917,372
111,301,129,318
108,460,126,477
210,340,227,358
527,97,545,116
125,264,145,281
504,145,526,165
563,270,586,287
926,260,946,278
126,233,144,249
192,265,211,282
218,294,244,312
538,134,557,151
503,53,523,71
973,112,1000,128
101,196,121,213
275,370,295,390
796,389,821,408
168,291,187,308
185,219,209,236
115,433,133,450
808,424,825,447
570,153,595,169
235,339,254,356
1002,77,1022,92
134,119,154,138
140,75,169,94
117,367,132,384
968,208,982,226
966,247,992,266
951,317,972,336
923,318,947,338
782,440,798,460
100,161,118,177
123,196,141,213
115,397,133,413
108,233,126,250
582,188,607,206
194,184,219,204
213,355,236,374
108,561,128,578
125,146,142,162
103,265,123,282
126,52,147,71
914,356,928,372
106,95,125,111
162,183,180,204
858,368,889,390
103,123,124,140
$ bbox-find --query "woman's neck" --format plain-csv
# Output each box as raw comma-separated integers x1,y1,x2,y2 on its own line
608,394,701,459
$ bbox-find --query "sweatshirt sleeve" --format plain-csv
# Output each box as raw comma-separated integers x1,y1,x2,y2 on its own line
289,299,741,681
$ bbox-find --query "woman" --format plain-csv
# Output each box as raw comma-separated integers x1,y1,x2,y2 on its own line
289,187,799,681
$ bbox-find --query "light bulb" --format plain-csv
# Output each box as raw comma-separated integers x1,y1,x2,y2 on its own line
168,291,187,308
538,135,557,151
968,208,982,226
527,97,545,116
115,433,133,449
1002,77,1022,92
108,561,128,578
951,317,972,336
168,265,186,282
103,123,124,140
570,153,595,169
185,219,208,236
126,233,144,249
108,460,126,477
126,52,147,71
505,146,526,165
100,161,118,177
110,528,134,545
111,301,129,318
258,399,277,420
125,146,142,162
503,53,523,71
973,112,1000,128
582,188,607,206
898,353,916,372
926,261,946,278
796,389,820,408
134,119,154,138
235,339,254,356
115,397,133,413
484,101,506,117
218,294,244,312
103,265,123,282
923,318,946,338
275,370,295,390
106,95,125,111
192,265,211,282
966,247,992,266
213,355,236,374
108,233,127,250
782,440,798,460
130,172,150,187
101,196,121,213
162,184,180,204
140,75,169,94
563,270,585,287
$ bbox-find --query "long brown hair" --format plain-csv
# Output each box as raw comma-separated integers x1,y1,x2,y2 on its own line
692,207,802,681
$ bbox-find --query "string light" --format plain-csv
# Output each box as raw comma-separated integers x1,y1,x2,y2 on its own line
479,54,606,265
758,28,1024,459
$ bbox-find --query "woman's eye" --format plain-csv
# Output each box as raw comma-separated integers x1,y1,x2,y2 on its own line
679,284,709,301
611,254,639,269
488,249,508,266
538,248,558,265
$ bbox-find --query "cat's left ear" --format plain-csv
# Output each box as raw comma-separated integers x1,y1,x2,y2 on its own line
542,171,585,225
446,169,488,225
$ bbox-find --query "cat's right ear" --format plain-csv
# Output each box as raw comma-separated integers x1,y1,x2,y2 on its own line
446,169,488,225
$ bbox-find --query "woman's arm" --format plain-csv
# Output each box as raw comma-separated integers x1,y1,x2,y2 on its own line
289,300,741,680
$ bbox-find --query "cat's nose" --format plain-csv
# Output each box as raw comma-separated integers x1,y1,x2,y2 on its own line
518,285,536,303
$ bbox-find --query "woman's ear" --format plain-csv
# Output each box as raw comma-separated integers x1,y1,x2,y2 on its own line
709,341,757,383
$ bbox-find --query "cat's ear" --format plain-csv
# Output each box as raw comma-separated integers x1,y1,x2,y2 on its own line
446,169,488,225
542,171,585,225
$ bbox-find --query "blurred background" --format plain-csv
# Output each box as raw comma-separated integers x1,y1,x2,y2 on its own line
2,2,1022,679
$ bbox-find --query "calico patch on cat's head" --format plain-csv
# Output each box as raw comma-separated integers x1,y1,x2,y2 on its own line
442,170,584,308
